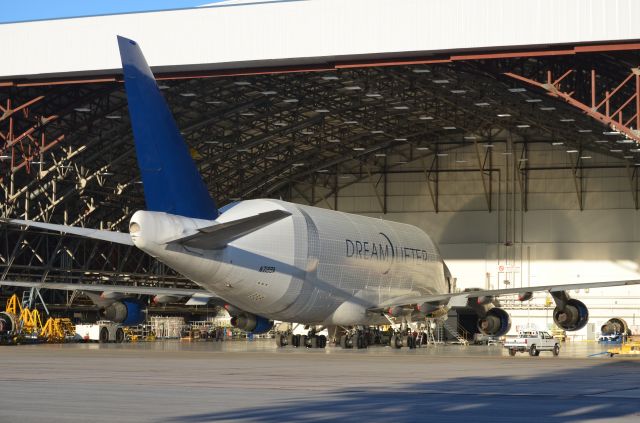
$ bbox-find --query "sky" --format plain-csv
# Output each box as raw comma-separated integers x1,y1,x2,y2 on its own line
0,1,226,24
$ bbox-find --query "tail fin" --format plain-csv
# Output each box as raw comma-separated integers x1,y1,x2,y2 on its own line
117,36,218,220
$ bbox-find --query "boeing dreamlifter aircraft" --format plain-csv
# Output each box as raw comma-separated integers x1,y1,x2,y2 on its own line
2,37,639,348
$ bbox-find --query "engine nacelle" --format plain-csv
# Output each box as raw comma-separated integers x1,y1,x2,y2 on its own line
517,292,533,302
152,295,182,304
601,317,631,336
477,307,511,337
100,300,145,326
100,292,125,300
0,312,17,334
553,299,588,331
230,312,273,334
417,302,448,318
476,296,494,306
387,306,405,317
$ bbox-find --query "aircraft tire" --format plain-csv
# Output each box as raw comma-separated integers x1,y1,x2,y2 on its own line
390,335,401,349
308,336,318,348
299,335,307,348
99,327,109,343
339,334,348,349
402,336,411,348
286,333,295,347
318,335,327,348
275,333,286,347
115,328,125,343
356,334,367,349
292,334,300,348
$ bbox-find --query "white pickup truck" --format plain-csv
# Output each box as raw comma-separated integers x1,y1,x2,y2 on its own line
504,330,560,357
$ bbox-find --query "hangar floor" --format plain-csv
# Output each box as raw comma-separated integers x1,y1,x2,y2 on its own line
1,341,639,422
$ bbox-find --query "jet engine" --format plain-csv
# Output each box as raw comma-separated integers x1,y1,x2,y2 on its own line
230,312,274,334
99,299,145,326
601,317,631,336
0,312,17,334
553,298,588,331
477,307,511,337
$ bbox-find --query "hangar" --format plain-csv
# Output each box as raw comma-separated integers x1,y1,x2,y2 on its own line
0,0,639,338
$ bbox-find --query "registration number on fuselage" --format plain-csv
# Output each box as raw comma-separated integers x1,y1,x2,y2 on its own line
259,266,276,273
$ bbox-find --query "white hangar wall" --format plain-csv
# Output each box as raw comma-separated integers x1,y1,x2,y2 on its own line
1,0,640,79
292,143,640,338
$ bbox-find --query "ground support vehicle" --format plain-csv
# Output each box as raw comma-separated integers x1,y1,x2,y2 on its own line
608,340,640,357
75,321,126,343
504,330,560,357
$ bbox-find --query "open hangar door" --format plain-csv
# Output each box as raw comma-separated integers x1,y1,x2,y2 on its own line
1,44,639,334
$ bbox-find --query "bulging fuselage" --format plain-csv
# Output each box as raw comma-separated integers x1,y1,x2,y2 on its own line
130,199,449,325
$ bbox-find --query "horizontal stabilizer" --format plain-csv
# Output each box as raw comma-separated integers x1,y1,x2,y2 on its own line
0,280,217,299
166,209,292,250
3,219,133,246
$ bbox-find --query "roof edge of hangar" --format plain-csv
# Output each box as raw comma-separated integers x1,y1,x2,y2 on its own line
4,39,640,87
1,0,640,83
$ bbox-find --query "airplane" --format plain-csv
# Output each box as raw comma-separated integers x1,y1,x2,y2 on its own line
2,35,639,349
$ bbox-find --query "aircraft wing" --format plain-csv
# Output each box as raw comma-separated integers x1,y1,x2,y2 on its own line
374,279,640,311
0,280,218,302
3,218,133,246
164,209,292,249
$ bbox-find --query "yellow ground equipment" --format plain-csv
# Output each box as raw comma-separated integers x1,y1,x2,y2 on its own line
20,308,43,336
608,339,640,357
1,294,46,343
6,294,21,315
123,326,156,342
40,318,76,342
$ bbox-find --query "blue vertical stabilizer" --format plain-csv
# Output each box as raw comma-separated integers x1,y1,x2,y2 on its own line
117,36,218,220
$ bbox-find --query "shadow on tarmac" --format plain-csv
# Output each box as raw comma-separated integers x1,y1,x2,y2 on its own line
163,360,640,423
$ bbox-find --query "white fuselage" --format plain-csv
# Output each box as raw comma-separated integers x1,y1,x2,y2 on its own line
129,199,449,325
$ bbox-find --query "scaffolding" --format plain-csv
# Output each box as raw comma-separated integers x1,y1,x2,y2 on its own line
149,316,184,339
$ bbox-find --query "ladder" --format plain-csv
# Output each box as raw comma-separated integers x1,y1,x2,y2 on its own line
424,319,444,345
442,319,469,345
21,290,31,310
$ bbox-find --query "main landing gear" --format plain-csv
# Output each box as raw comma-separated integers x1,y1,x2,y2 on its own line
274,331,327,349
339,330,369,349
337,327,390,349
390,330,418,349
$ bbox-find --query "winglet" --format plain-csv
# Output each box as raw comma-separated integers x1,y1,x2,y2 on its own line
117,36,218,220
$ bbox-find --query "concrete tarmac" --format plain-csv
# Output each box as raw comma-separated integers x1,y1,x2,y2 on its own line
0,340,639,422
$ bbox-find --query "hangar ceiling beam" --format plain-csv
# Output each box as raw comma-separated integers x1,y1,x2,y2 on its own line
504,67,640,144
